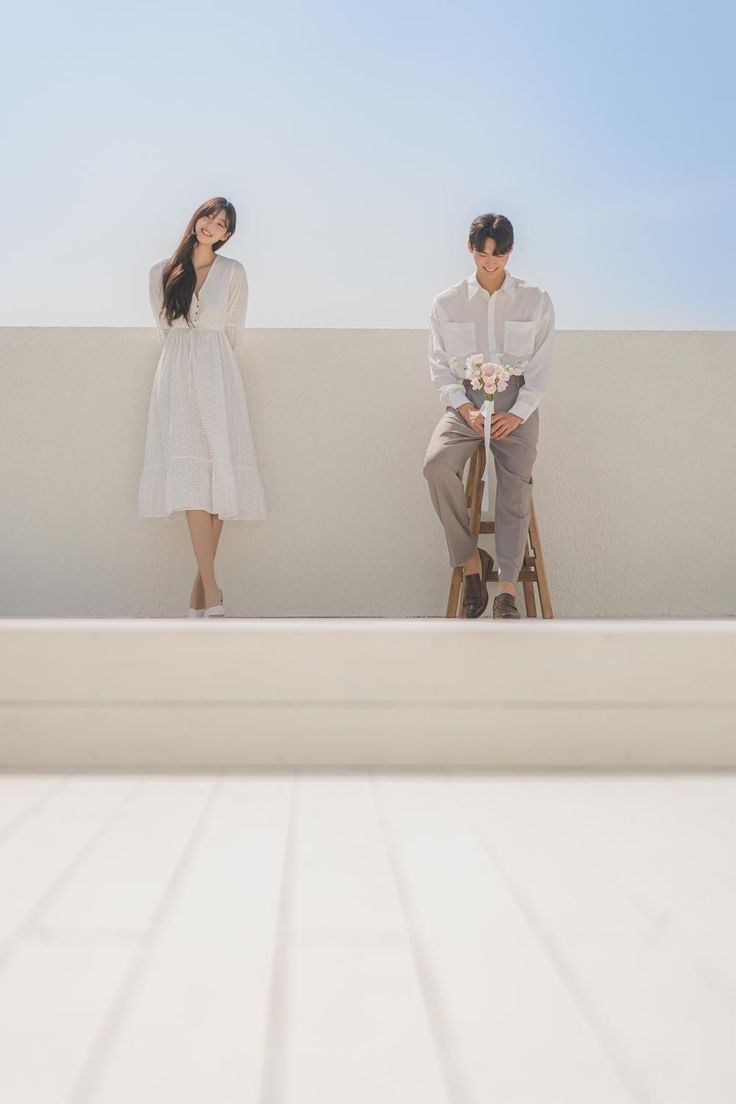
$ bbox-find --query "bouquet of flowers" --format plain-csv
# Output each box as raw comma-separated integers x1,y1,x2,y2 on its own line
449,352,525,401
448,353,525,511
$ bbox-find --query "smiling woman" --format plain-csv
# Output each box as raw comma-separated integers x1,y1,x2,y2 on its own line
155,200,236,326
137,197,268,618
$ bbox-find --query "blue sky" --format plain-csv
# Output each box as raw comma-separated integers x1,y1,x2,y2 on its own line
3,0,734,329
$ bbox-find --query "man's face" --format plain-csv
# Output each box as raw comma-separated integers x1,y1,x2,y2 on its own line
468,237,512,276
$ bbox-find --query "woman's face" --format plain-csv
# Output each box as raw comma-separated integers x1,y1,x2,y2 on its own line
194,209,230,246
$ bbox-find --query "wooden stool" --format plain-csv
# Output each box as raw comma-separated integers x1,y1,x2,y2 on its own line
446,443,553,619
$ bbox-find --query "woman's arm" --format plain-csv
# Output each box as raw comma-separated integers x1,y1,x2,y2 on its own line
148,261,170,348
225,261,249,352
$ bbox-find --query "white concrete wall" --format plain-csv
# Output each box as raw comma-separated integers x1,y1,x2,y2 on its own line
1,327,735,618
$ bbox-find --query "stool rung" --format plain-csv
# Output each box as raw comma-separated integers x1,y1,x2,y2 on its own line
490,569,537,582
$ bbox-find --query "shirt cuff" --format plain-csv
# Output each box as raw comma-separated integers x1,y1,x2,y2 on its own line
508,397,538,422
446,386,469,409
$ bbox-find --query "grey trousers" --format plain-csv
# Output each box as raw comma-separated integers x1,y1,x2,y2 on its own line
422,376,539,581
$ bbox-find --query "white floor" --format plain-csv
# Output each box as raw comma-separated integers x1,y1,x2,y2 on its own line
0,771,734,1104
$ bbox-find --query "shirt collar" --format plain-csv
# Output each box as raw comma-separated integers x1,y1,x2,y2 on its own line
467,269,517,300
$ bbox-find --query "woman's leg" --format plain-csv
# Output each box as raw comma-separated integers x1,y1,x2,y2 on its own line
186,511,224,609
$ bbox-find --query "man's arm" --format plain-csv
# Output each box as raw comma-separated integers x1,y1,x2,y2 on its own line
428,303,471,411
507,293,555,422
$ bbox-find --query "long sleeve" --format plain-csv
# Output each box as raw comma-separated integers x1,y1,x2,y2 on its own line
508,293,555,423
225,262,249,351
428,303,469,409
148,261,169,348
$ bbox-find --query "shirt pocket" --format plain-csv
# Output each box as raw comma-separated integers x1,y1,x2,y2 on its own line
441,320,477,359
504,319,537,358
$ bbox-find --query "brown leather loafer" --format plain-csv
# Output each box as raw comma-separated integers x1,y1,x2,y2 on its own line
462,548,494,619
493,591,521,619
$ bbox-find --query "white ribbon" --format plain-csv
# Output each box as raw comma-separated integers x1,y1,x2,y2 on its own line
479,397,494,512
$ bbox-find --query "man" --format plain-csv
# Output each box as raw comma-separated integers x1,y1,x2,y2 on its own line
422,213,555,618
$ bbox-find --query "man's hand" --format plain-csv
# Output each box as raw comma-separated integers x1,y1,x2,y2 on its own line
490,411,523,439
457,403,523,440
457,403,485,437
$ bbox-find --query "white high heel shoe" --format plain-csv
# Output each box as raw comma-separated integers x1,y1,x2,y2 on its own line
203,589,225,618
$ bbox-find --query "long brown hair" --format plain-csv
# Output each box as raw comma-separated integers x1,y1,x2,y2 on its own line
159,197,237,327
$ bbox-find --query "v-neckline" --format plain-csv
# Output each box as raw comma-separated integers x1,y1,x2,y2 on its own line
193,253,220,301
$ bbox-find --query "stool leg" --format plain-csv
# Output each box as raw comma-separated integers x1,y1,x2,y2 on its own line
529,497,554,618
446,567,463,618
468,446,484,539
522,535,537,618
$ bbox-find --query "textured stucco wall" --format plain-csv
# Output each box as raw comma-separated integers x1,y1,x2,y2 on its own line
1,327,734,618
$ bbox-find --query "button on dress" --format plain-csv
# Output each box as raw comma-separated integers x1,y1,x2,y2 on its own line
137,253,267,521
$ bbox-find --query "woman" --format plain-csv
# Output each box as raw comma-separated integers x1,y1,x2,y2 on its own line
138,197,267,617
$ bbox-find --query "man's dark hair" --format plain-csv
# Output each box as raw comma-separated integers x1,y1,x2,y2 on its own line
468,213,514,256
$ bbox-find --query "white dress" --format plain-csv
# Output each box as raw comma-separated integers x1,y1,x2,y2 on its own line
138,253,267,521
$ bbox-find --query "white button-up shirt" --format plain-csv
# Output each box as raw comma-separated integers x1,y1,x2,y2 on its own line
428,270,555,422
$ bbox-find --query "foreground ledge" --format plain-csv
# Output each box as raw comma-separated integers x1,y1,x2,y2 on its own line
1,618,734,768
